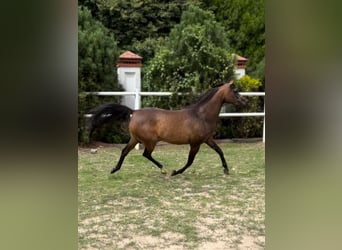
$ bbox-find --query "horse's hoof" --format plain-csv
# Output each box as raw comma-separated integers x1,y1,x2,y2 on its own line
171,170,177,176
161,168,167,175
110,169,116,174
223,169,229,175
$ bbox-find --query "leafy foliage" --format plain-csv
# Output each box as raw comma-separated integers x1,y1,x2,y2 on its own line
82,0,196,48
78,6,120,92
143,6,235,109
78,6,123,144
235,75,262,91
202,0,265,83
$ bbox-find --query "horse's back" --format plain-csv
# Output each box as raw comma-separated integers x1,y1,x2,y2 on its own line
130,108,186,132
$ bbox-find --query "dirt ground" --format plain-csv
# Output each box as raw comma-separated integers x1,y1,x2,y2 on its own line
79,142,265,249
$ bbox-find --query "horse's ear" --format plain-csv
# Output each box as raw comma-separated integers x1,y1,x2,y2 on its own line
229,81,235,89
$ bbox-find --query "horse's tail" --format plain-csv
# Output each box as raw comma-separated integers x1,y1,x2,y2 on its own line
88,103,133,139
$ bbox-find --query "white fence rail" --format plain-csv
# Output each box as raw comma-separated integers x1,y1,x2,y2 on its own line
84,90,265,142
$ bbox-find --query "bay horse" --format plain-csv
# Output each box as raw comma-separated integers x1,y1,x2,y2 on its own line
89,81,248,176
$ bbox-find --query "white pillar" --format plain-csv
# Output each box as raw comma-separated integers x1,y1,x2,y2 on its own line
116,51,142,150
116,51,142,110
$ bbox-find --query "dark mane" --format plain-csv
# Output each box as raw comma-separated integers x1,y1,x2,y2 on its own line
187,86,220,109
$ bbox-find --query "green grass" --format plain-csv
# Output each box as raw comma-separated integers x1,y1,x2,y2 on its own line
78,142,265,249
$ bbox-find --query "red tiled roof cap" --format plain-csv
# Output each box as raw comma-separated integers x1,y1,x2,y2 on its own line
119,51,142,59
232,53,248,61
117,51,142,67
232,53,248,69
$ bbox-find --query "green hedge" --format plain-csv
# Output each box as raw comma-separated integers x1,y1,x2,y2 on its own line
78,6,123,145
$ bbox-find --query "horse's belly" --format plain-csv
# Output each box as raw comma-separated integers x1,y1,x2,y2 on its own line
159,134,189,144
158,125,206,145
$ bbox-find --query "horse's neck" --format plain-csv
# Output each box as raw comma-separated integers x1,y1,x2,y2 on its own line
197,90,224,121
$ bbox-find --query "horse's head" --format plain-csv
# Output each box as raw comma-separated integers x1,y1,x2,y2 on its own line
223,81,248,105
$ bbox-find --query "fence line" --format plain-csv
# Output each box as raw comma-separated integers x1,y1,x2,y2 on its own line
84,91,265,96
84,90,265,142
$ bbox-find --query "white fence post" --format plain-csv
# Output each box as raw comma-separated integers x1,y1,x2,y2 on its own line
134,88,141,149
134,88,141,110
263,101,265,143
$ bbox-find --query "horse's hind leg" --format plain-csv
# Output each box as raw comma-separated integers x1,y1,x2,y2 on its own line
142,142,167,174
171,144,201,176
205,138,229,175
110,137,138,174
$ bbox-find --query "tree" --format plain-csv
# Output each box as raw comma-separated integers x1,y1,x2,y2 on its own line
202,0,265,84
78,6,122,144
79,0,265,85
143,6,235,109
84,0,192,47
78,6,120,92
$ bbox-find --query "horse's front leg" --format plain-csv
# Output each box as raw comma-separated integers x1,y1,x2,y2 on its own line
205,138,229,175
171,144,201,176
